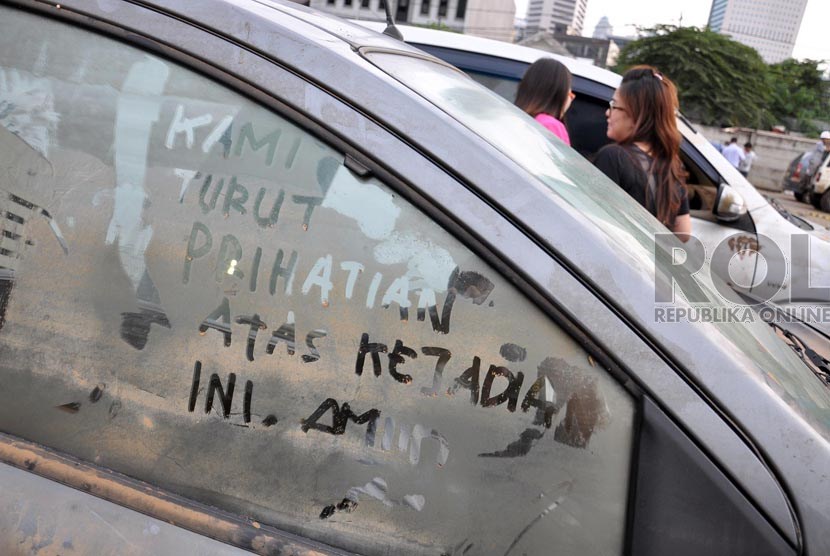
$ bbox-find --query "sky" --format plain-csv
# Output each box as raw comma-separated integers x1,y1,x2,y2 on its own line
514,0,830,63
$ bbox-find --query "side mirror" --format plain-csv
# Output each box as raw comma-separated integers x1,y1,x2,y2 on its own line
714,183,747,222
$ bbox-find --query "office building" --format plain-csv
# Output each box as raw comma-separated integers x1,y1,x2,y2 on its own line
555,33,619,68
526,0,588,36
309,0,516,42
707,0,807,63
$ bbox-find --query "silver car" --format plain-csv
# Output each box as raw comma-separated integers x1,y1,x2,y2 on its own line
0,2,827,556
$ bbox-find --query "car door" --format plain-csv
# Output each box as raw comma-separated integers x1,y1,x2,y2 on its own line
811,152,830,210
0,2,801,555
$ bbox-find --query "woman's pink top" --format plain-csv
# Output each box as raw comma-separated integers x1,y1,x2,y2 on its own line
534,113,570,146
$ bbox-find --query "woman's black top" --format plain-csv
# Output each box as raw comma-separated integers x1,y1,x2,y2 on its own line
593,144,689,220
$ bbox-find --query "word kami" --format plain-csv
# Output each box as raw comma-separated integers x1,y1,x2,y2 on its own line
166,107,308,173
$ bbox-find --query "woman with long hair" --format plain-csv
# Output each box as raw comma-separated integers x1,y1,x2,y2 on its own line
515,58,574,145
594,66,691,240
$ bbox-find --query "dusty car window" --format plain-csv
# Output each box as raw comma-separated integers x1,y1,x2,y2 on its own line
465,69,520,102
367,51,830,440
0,8,635,556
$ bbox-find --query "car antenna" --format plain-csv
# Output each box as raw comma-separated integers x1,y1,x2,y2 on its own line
380,0,403,40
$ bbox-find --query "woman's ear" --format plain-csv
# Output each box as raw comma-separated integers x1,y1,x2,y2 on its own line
562,90,576,119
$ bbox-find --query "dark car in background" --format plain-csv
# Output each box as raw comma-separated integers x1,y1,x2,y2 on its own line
783,150,814,202
783,149,824,202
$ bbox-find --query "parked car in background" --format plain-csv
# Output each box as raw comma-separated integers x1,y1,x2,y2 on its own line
783,142,829,206
356,21,830,341
0,3,829,556
782,149,820,202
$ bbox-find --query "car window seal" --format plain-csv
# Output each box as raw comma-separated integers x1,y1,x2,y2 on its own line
357,45,468,74
0,431,359,556
677,111,699,135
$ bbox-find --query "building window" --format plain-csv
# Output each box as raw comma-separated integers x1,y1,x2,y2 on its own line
438,0,448,17
362,0,370,6
421,0,430,15
456,0,467,19
344,0,352,6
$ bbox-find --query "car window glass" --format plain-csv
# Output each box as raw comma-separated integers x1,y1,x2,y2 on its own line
562,94,615,158
463,70,610,159
364,51,666,253
459,64,723,213
465,69,519,101
366,50,830,440
0,8,636,555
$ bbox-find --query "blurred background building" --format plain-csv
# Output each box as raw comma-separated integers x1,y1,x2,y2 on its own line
592,15,611,39
525,0,588,36
308,0,516,41
707,0,808,63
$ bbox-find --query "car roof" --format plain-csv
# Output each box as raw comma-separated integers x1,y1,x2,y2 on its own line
352,20,622,89
245,0,447,58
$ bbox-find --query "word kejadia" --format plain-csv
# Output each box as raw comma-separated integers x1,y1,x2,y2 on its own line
196,305,558,433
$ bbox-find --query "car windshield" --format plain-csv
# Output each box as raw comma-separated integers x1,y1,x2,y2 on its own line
365,50,830,439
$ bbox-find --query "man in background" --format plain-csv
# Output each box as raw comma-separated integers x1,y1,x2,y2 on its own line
722,137,745,169
804,131,830,178
738,142,757,178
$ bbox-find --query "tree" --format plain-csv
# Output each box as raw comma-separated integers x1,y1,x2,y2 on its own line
767,59,827,133
413,22,459,33
614,26,773,128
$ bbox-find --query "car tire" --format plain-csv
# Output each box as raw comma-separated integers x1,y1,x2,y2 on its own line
821,190,830,213
811,191,823,209
794,191,805,202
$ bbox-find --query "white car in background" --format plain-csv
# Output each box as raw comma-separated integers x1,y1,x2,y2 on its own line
809,153,830,212
358,21,830,344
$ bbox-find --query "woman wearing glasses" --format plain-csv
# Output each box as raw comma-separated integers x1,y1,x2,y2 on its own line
515,58,575,145
594,66,691,241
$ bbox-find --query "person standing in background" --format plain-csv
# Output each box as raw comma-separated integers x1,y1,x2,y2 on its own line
818,131,830,165
738,142,757,177
722,137,745,169
515,58,574,146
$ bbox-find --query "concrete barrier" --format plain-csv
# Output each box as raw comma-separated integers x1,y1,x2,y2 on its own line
695,125,819,192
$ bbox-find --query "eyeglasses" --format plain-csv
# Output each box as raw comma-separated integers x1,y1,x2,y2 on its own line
608,99,626,112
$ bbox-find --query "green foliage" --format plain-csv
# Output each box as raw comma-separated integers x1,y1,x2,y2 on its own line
613,26,829,131
767,59,828,133
413,22,459,33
